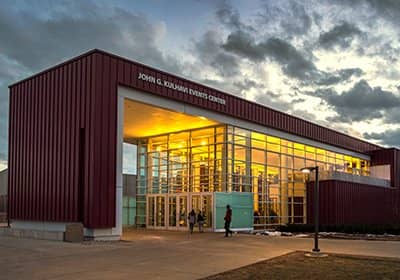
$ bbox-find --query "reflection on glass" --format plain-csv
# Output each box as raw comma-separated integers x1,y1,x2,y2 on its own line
202,195,212,228
179,196,187,227
148,196,155,226
156,196,165,227
169,197,176,227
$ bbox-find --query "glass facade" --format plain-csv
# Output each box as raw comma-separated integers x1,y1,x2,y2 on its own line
136,126,225,226
135,124,370,229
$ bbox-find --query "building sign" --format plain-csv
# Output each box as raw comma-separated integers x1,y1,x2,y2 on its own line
138,72,226,105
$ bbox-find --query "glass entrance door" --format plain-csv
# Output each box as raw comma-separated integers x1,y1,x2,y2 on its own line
147,193,212,230
202,194,212,230
178,195,188,229
168,196,177,227
147,194,166,229
191,193,213,231
167,194,188,230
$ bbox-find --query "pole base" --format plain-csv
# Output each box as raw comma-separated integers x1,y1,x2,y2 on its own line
305,251,328,258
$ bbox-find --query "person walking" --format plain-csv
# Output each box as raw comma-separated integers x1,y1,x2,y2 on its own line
188,209,196,234
224,204,233,237
197,211,205,233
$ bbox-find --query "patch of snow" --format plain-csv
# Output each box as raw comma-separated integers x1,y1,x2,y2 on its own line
264,231,282,236
293,234,309,238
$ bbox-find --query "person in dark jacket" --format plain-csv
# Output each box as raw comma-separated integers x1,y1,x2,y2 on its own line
224,205,233,237
188,209,196,234
197,211,205,233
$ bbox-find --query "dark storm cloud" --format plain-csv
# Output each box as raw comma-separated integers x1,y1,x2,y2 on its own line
330,0,400,26
280,2,312,36
232,78,266,97
222,32,361,85
233,78,263,92
322,80,400,122
318,22,363,50
0,2,184,167
366,0,400,27
315,68,363,86
0,3,181,74
255,91,294,112
382,107,400,124
305,87,336,99
327,80,400,109
223,33,318,80
222,31,263,61
194,30,240,77
259,38,317,80
258,1,312,36
215,1,254,31
364,129,400,147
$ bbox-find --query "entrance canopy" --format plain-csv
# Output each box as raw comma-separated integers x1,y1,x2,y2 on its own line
124,98,219,139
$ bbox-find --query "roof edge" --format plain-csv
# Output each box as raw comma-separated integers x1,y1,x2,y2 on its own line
8,49,103,88
8,48,385,151
369,147,400,153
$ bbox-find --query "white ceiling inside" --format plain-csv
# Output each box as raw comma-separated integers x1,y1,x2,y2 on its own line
123,98,219,139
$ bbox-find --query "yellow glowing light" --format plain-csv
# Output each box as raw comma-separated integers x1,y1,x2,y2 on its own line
124,99,218,138
201,140,207,146
156,146,162,152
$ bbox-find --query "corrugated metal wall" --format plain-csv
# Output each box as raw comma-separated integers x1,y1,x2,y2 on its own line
307,180,400,225
8,53,117,228
8,49,393,228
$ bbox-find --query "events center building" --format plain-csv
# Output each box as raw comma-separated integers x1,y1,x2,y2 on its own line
8,50,400,240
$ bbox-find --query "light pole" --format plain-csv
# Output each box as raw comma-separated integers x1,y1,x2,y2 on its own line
301,166,320,254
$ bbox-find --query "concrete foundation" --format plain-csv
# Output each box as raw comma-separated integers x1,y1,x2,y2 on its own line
3,220,84,242
0,227,64,241
84,228,121,241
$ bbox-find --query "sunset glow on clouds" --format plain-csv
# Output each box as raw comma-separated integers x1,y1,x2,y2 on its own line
0,0,399,170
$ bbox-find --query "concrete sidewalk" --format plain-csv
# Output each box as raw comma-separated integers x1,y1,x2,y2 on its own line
0,229,399,280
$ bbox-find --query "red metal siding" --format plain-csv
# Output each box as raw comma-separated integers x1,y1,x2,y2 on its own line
307,180,400,225
8,52,116,228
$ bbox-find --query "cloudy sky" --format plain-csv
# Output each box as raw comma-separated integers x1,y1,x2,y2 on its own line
0,0,400,171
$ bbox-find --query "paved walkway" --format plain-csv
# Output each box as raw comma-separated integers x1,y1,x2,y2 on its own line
0,229,399,279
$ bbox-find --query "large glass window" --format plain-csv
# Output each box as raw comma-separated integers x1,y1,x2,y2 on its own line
136,123,371,228
225,125,370,229
137,126,225,196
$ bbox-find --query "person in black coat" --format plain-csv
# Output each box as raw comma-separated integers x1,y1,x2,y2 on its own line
197,211,205,232
188,209,196,234
224,205,233,237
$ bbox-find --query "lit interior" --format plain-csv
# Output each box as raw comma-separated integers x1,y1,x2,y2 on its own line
124,99,219,139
